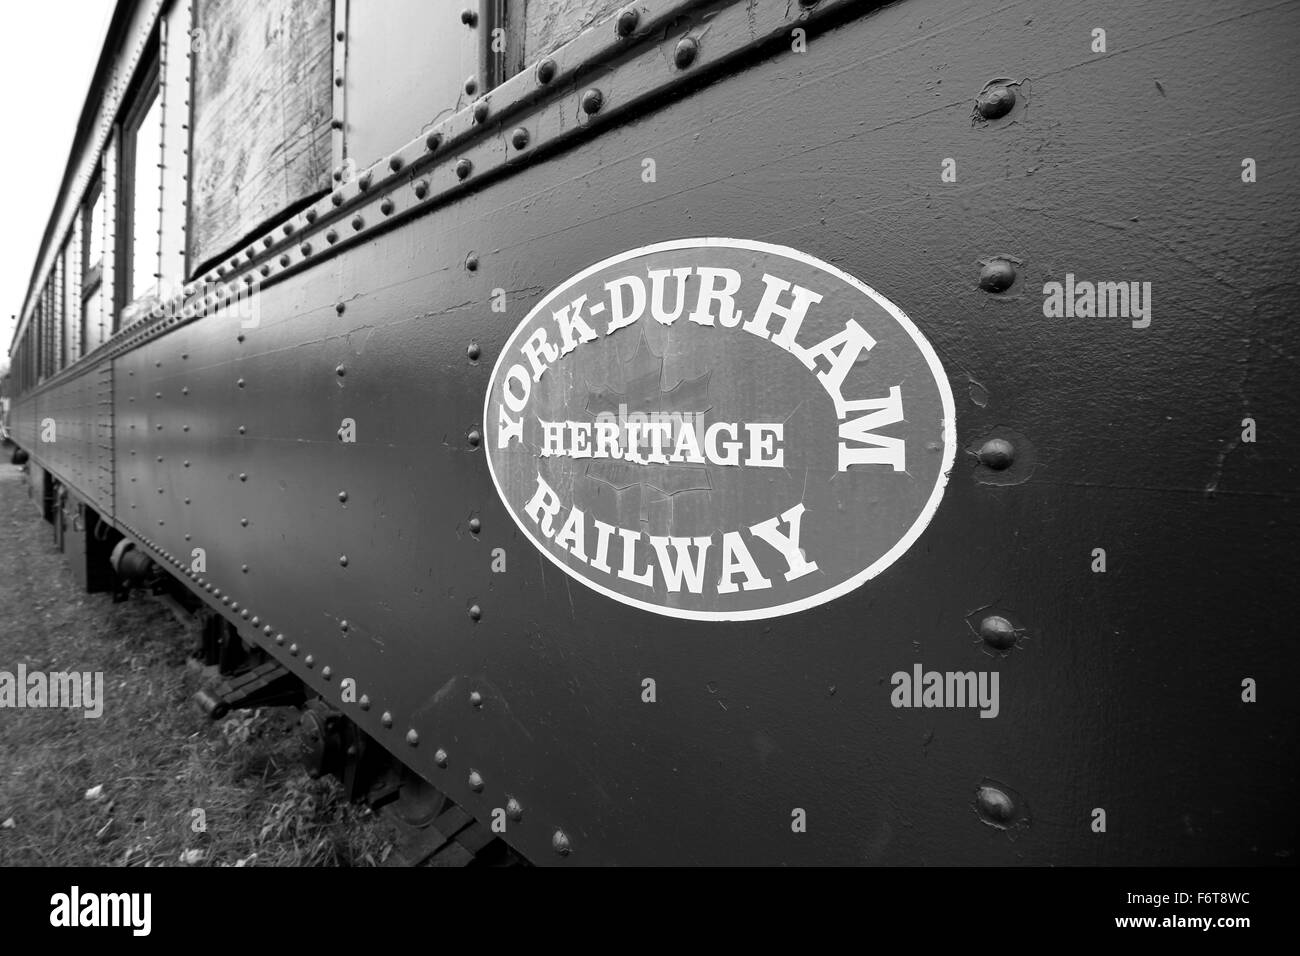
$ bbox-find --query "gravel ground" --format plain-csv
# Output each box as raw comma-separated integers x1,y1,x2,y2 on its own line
0,459,396,866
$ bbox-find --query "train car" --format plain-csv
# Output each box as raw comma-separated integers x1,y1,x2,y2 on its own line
6,0,1298,866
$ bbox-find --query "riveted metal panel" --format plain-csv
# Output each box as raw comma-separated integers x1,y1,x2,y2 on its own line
48,0,1300,866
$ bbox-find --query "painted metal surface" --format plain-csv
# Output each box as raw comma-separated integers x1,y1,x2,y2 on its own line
10,0,1300,865
483,238,955,620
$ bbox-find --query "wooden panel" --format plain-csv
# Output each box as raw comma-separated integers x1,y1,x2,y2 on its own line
189,0,332,271
524,0,624,58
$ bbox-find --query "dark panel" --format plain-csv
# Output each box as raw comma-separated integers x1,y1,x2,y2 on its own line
46,0,1300,866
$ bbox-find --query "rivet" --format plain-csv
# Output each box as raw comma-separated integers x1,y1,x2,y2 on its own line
300,241,312,256
352,215,364,231
185,459,191,467
305,655,314,667
434,748,448,768
468,604,482,621
406,729,419,746
465,253,478,271
975,785,1016,824
252,617,260,627
470,690,483,707
389,155,403,172
616,8,639,36
240,517,249,527
237,378,245,388
414,180,429,199
468,770,484,792
339,555,348,567
221,596,229,605
305,209,318,223
978,259,1016,293
464,75,477,96
338,490,348,503
977,438,1016,470
283,222,295,236
241,564,248,573
674,36,699,69
322,666,332,679
468,517,481,533
552,830,572,856
467,428,482,446
581,88,604,114
335,364,346,377
279,255,290,267
263,625,273,635
238,425,246,434
213,588,222,598
381,711,393,728
331,118,343,130
536,58,556,84
289,643,298,655
326,229,338,244
460,9,477,26
240,609,250,620
335,302,346,315
976,84,1016,120
239,472,247,481
185,498,192,505
331,192,344,207
340,620,349,631
381,198,394,215
260,264,270,276
456,158,473,180
506,797,523,821
980,615,1017,649
335,29,344,41
425,131,442,152
359,695,370,710
275,633,285,645
182,386,189,394
510,127,529,150
466,342,481,360
472,99,488,124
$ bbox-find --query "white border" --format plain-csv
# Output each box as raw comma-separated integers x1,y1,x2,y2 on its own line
481,237,958,622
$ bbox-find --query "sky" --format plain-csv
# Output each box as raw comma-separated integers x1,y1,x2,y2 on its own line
0,0,116,364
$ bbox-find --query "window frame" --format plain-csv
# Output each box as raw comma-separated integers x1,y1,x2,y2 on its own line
81,174,104,354
114,44,162,329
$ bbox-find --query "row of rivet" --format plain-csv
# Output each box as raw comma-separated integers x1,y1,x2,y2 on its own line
120,507,534,844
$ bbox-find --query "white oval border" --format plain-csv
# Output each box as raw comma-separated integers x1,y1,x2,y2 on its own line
482,237,957,622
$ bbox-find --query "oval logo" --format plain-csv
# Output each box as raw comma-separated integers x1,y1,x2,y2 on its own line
483,238,956,621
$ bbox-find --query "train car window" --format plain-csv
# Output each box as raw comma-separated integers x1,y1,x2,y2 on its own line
63,240,78,365
86,180,105,276
117,55,162,327
189,0,332,274
341,0,480,173
82,176,106,354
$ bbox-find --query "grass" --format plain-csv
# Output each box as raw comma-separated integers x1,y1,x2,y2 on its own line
0,464,398,866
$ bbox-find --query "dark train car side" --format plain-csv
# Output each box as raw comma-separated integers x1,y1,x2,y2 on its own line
7,0,1298,865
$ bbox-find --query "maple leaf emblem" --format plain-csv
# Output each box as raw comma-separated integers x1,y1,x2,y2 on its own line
583,332,713,526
